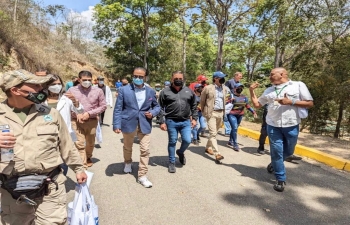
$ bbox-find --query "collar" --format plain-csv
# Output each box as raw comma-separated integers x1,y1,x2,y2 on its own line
274,80,292,89
214,84,222,89
134,84,146,90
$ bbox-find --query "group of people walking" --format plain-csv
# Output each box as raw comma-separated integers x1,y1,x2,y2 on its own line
0,66,313,224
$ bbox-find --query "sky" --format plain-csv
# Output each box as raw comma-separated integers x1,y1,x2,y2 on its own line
41,0,100,13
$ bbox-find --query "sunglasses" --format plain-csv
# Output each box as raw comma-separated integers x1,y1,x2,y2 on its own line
173,78,183,81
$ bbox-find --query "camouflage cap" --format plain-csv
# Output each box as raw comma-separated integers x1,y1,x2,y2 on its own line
0,69,54,91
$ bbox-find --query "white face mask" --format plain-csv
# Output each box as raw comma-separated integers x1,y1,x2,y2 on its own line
82,81,91,88
48,84,62,94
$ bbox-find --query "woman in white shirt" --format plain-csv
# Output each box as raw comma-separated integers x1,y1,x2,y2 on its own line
46,74,84,175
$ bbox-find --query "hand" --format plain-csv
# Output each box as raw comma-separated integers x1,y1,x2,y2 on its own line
76,171,87,184
0,132,16,148
82,112,90,121
144,111,153,119
191,119,197,128
275,93,292,105
65,93,77,105
76,114,85,123
114,129,121,134
160,123,167,131
249,82,259,91
253,112,258,118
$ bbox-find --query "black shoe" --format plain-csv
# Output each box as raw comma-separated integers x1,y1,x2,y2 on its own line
273,180,286,192
176,150,186,165
267,163,274,173
285,155,302,162
168,163,176,173
192,140,199,146
257,148,265,154
197,138,201,143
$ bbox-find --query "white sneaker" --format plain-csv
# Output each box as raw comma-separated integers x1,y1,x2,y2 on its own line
124,163,132,173
138,176,153,188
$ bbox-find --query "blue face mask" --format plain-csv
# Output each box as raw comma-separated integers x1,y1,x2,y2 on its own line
133,78,144,86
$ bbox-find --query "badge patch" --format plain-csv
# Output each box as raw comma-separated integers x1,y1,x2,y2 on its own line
43,115,53,122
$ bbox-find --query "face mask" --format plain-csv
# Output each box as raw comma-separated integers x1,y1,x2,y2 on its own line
133,78,144,86
201,81,206,85
48,84,62,94
98,81,104,85
236,88,243,94
173,80,183,87
82,81,91,88
219,78,225,84
21,89,48,104
196,87,203,93
155,87,161,91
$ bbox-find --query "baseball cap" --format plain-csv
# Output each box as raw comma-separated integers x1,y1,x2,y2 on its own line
213,71,226,78
196,75,208,81
234,83,244,88
194,84,202,89
164,81,171,86
155,83,161,86
0,69,54,91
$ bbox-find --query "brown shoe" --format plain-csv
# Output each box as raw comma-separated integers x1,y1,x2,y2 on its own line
215,154,224,161
87,158,93,167
205,148,214,155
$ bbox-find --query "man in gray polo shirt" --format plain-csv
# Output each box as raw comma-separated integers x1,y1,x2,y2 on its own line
249,67,313,192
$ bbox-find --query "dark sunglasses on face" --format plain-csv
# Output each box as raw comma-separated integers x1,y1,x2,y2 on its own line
173,78,183,81
133,75,145,79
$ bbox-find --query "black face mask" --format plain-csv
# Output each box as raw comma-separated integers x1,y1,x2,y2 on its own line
173,80,183,87
21,89,48,104
73,80,80,86
196,87,203,93
219,78,225,84
236,88,243,94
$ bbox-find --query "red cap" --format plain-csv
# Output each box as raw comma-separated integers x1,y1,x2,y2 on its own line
197,75,208,81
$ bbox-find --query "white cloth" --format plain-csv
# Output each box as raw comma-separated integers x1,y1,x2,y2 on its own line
104,86,113,108
258,80,313,128
45,95,84,141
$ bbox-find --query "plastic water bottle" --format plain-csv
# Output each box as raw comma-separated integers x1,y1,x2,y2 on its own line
1,129,14,162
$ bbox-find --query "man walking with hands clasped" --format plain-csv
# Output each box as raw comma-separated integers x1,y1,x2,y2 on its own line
113,67,160,188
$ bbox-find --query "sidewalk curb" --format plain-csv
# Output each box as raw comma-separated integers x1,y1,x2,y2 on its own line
238,127,350,172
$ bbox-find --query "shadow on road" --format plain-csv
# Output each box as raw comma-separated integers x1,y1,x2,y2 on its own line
188,146,216,163
65,176,77,192
149,155,184,168
105,162,138,179
119,137,139,144
221,162,350,224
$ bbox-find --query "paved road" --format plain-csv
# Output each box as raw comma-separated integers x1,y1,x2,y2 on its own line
65,105,350,225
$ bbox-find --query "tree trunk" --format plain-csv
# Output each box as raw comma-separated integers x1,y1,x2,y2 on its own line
143,21,149,71
274,16,284,68
216,32,224,71
182,13,187,75
334,99,345,138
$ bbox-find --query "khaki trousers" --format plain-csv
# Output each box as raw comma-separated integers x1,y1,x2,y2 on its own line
71,119,98,169
0,173,67,225
206,110,224,155
123,126,151,178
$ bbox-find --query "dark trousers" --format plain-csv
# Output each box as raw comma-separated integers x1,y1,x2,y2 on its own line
100,111,105,124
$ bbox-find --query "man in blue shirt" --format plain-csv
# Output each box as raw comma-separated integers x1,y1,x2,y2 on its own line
65,76,78,91
115,79,122,89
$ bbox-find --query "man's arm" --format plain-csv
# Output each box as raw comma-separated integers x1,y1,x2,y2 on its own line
249,83,263,109
190,92,198,121
113,88,124,130
200,86,208,110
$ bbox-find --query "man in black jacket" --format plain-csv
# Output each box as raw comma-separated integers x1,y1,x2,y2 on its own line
158,71,198,173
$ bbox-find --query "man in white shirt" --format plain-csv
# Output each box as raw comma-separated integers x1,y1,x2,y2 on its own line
249,67,313,192
97,76,113,125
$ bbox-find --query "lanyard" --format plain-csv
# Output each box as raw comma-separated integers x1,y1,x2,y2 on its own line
275,85,287,98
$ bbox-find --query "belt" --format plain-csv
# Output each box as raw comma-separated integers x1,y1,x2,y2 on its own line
214,109,224,111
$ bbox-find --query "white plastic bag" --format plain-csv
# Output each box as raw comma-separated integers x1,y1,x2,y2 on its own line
96,122,103,144
68,183,99,225
225,103,233,115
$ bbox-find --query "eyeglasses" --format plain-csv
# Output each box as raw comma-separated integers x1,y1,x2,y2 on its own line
133,75,145,79
81,79,92,82
173,78,183,81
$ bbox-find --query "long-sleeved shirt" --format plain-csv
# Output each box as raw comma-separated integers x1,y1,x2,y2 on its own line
228,93,255,115
68,84,107,118
158,86,198,123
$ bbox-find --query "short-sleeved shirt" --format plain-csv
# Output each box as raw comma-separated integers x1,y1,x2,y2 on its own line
258,80,313,127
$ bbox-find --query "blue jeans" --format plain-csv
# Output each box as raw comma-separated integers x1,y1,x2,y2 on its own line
227,114,243,146
166,119,192,163
224,115,231,134
267,125,299,181
191,112,207,140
